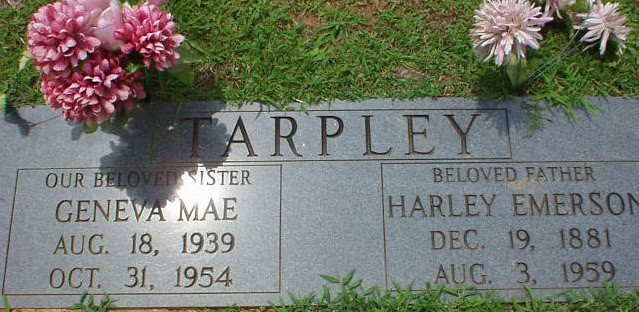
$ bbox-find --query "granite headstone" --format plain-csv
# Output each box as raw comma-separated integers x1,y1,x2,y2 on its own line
1,98,638,307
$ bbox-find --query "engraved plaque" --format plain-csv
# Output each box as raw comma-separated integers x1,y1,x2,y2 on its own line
1,98,638,307
4,165,281,296
382,162,638,292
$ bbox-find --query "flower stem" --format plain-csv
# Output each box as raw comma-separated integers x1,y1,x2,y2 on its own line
505,60,528,89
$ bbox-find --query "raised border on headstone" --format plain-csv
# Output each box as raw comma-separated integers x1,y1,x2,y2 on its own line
1,97,638,307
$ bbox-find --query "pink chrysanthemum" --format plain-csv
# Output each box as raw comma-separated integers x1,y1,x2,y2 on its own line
27,1,101,77
41,74,69,110
576,1,632,55
147,0,167,6
42,53,146,125
66,0,126,51
115,4,184,71
471,0,553,65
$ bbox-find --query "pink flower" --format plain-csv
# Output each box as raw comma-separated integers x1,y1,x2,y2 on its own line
70,0,110,10
41,74,70,110
41,53,146,125
27,1,101,77
576,1,632,55
65,0,125,50
147,0,167,6
66,0,110,17
115,4,184,70
471,0,553,65
93,1,125,50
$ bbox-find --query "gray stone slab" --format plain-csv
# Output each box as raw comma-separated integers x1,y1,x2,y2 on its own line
1,98,638,307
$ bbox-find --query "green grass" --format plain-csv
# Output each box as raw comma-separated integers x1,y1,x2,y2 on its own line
5,274,639,312
2,2,638,310
264,272,639,312
1,0,638,111
70,292,116,312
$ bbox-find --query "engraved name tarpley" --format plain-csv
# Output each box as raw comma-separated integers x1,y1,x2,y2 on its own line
162,109,512,160
185,114,480,157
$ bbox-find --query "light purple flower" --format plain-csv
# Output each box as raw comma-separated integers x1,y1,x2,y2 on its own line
471,0,553,66
545,0,575,18
576,1,632,55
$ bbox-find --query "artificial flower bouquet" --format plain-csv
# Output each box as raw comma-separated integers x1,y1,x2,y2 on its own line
470,0,632,87
27,0,184,130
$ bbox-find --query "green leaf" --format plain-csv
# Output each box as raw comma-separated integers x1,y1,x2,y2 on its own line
126,62,144,74
114,111,130,129
175,102,185,119
185,40,208,56
505,60,528,89
288,292,299,305
3,296,14,312
179,42,203,64
341,270,355,286
84,122,99,134
1,93,6,113
363,286,377,296
320,274,340,284
86,294,94,307
0,93,16,116
18,50,31,72
98,295,116,311
320,286,331,303
168,63,196,87
349,278,362,290
79,292,88,303
572,0,591,12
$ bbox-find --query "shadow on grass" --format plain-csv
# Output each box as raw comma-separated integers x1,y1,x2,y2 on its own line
471,66,588,137
470,66,534,137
